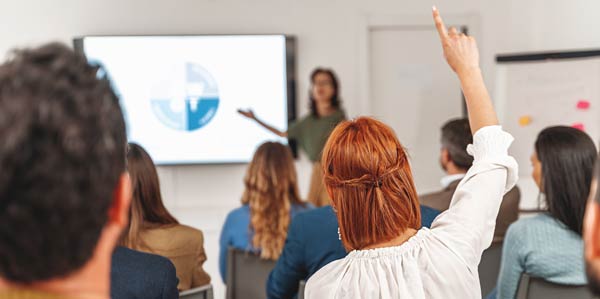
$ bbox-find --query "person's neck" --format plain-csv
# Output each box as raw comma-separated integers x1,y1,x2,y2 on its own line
361,228,418,250
0,243,112,299
316,102,335,117
445,163,467,176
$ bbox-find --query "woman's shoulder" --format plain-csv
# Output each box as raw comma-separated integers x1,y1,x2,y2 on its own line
152,224,204,241
225,205,251,220
140,224,205,253
515,213,560,227
506,214,562,241
307,257,346,286
171,224,203,235
291,202,314,213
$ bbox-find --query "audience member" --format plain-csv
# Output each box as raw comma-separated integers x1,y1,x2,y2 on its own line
111,246,179,299
304,8,518,298
420,117,520,242
491,126,597,299
266,204,440,298
0,43,130,299
584,155,600,295
121,143,211,290
219,142,311,282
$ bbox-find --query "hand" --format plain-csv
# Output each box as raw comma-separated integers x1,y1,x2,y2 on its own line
433,7,480,76
237,109,256,120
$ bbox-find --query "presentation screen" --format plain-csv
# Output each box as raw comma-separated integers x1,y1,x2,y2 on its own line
74,35,294,165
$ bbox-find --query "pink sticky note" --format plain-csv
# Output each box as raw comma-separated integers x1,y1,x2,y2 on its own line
572,123,586,131
577,100,591,110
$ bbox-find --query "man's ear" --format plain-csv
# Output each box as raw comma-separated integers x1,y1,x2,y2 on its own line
441,148,451,165
585,182,600,260
108,173,132,228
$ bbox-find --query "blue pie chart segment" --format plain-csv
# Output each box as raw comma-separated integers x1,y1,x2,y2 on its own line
151,63,220,131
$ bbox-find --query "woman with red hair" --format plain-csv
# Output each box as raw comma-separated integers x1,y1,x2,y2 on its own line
304,7,518,299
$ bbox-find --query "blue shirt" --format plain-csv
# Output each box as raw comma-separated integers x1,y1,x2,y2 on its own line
219,203,312,283
492,213,586,299
266,205,439,299
111,247,179,299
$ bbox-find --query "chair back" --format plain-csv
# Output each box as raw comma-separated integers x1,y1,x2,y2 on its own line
515,274,593,299
180,284,214,299
298,280,306,299
478,242,503,295
225,247,277,299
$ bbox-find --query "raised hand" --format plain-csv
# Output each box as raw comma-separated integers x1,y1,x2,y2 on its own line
237,109,256,120
432,6,497,132
433,7,480,76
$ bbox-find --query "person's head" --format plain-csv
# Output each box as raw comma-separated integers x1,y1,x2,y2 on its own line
309,68,341,117
241,142,303,260
532,126,597,235
121,143,178,250
584,155,600,294
439,118,473,174
322,117,421,251
0,43,130,286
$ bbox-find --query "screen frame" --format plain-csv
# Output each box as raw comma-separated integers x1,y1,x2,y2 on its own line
73,34,297,165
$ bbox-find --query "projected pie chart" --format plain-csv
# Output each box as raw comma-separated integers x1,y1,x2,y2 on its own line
151,63,219,131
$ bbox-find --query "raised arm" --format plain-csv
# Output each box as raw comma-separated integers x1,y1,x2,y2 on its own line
429,7,519,269
433,6,498,133
238,109,288,137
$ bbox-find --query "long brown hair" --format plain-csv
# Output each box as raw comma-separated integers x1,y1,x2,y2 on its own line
120,143,179,250
242,142,304,260
322,117,421,250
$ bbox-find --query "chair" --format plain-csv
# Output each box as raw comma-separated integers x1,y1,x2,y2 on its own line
180,284,214,299
515,274,593,299
225,247,277,299
478,242,503,296
298,280,306,299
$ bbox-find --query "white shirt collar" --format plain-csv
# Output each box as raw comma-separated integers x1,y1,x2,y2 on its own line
440,173,466,189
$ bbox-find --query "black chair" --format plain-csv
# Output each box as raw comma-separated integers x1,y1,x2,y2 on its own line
180,284,214,299
225,247,277,299
298,280,306,299
478,242,503,296
515,273,593,299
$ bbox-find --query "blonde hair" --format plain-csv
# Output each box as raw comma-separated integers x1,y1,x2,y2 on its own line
242,142,304,260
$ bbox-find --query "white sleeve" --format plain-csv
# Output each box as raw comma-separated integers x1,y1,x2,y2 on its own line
430,125,518,270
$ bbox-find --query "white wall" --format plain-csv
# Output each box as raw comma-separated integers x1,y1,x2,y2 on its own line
2,0,600,297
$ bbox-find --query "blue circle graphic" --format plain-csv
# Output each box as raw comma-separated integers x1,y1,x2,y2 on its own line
151,63,219,131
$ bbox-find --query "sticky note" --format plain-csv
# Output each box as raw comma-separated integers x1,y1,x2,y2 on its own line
577,100,591,110
518,116,532,127
572,123,586,131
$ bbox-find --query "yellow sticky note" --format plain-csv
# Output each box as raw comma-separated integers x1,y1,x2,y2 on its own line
518,116,532,127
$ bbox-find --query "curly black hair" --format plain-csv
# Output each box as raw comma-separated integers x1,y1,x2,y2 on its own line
0,42,126,282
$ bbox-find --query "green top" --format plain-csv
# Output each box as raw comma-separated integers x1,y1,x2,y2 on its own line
288,109,346,162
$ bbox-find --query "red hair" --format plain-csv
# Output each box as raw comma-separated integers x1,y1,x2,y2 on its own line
321,117,421,250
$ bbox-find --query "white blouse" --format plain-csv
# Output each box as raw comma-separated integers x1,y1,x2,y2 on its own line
305,126,518,299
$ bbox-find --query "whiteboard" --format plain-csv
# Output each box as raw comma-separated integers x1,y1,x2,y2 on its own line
496,55,600,209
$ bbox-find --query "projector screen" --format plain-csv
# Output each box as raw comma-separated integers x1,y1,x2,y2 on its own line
74,35,295,165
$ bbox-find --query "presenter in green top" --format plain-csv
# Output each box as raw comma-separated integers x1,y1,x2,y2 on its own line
238,68,346,207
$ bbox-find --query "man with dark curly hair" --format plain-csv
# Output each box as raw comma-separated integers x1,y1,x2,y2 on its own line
0,43,131,298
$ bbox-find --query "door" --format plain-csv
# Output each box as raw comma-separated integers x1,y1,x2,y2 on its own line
369,24,464,194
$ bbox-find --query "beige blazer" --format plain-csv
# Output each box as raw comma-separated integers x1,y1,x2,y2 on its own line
139,224,211,291
420,179,521,243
